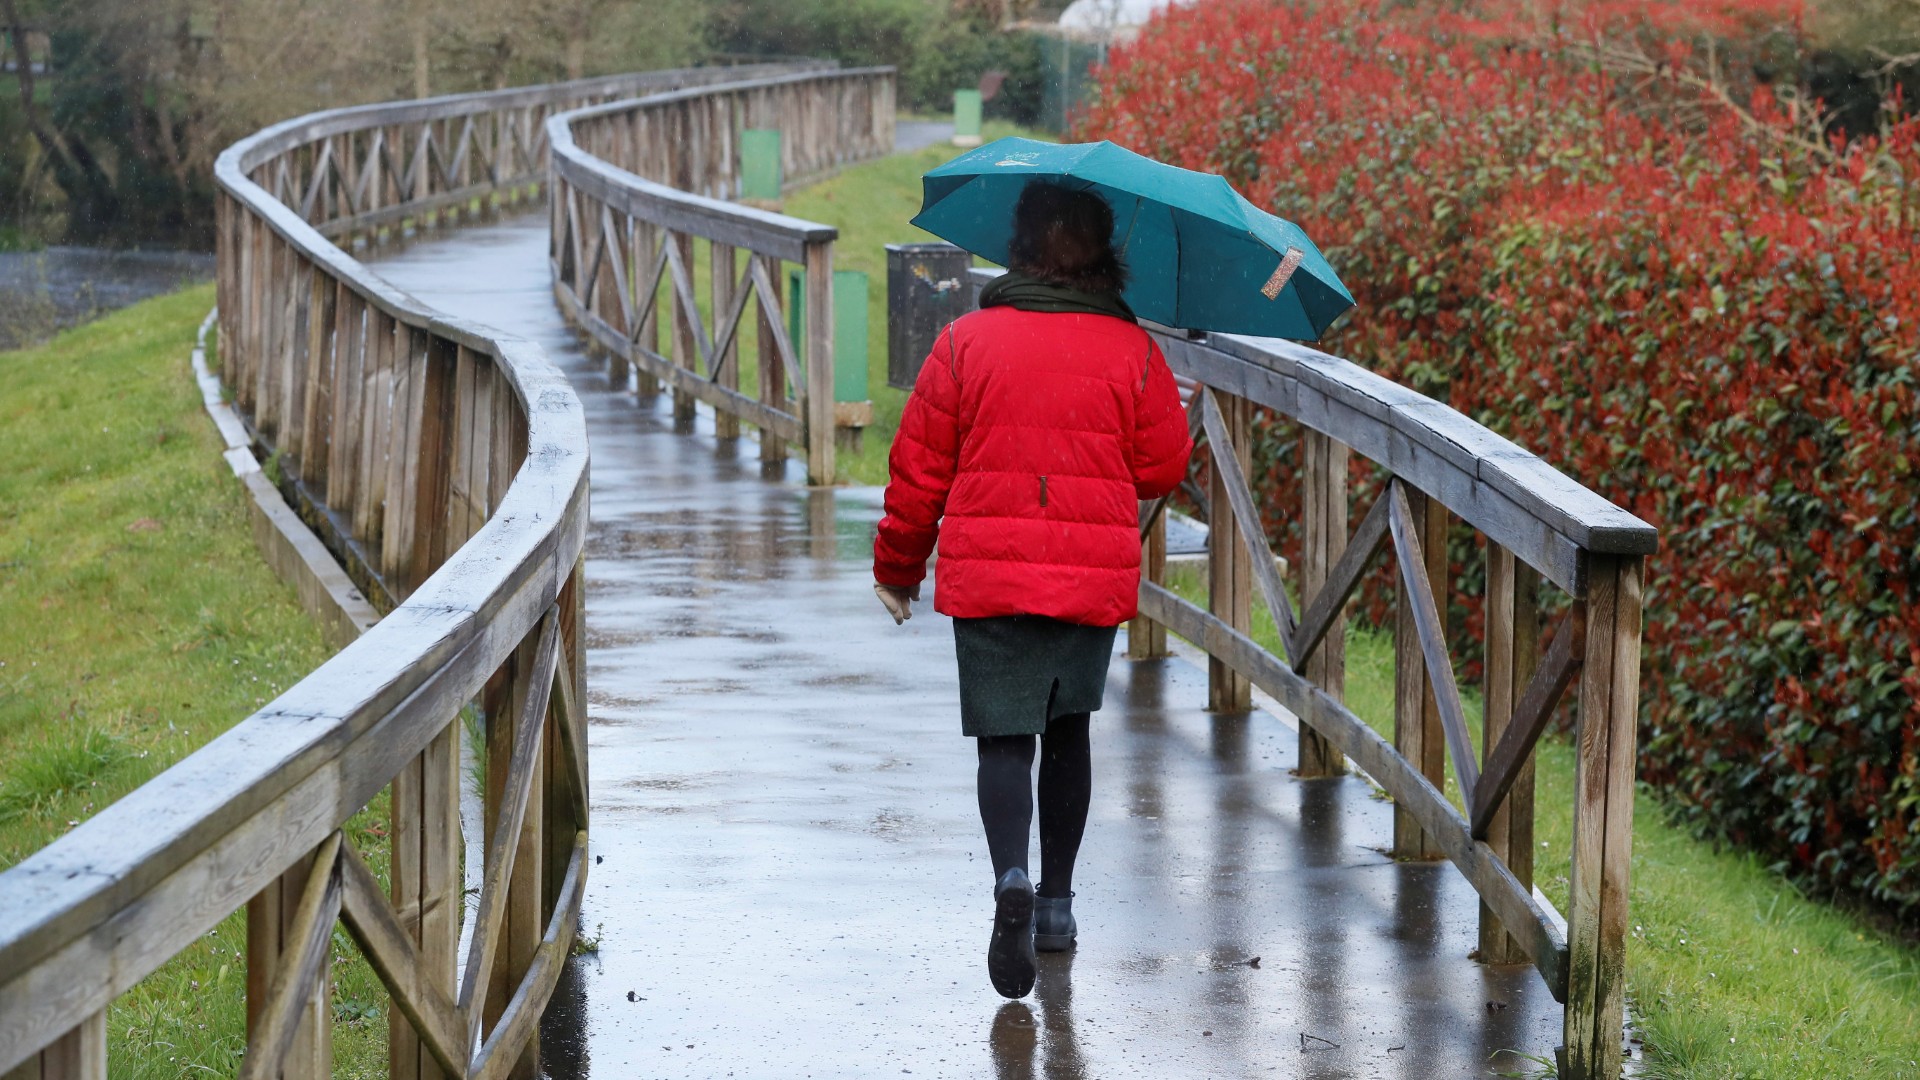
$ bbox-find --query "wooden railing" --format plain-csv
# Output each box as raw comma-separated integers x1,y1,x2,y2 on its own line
962,268,1656,1080
547,67,897,485
0,65,812,1080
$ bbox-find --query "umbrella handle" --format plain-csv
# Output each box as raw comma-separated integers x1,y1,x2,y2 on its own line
1261,247,1306,301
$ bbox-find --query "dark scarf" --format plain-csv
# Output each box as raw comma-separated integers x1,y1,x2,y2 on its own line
978,271,1135,322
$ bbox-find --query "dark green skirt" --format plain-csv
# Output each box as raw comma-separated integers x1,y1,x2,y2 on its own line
953,615,1119,737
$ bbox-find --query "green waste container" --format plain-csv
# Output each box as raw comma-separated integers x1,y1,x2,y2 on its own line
784,268,870,404
953,89,983,147
741,129,782,201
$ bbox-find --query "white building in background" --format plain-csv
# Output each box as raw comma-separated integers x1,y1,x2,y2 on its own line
1056,0,1183,40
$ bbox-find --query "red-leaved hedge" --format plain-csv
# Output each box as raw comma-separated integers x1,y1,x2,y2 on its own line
1075,0,1920,911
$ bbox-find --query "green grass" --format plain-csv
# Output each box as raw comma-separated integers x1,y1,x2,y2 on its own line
0,285,390,1076
1161,562,1920,1078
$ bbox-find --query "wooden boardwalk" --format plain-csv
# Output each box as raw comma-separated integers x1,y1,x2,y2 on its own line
372,218,1560,1079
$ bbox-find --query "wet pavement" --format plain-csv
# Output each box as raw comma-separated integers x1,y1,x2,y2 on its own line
895,120,957,153
370,216,1559,1078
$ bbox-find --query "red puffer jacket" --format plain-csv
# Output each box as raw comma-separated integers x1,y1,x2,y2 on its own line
873,306,1193,626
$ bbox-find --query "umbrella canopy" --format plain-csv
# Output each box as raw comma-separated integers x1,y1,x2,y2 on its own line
912,137,1353,340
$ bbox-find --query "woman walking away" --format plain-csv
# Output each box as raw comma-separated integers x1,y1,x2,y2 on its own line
872,180,1193,1000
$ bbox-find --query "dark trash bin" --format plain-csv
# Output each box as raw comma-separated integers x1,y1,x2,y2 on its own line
886,242,973,391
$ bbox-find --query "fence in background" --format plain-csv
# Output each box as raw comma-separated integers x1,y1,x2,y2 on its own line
547,67,896,484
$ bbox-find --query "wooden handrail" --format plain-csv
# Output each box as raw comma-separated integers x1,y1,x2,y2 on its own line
961,266,1652,1080
0,63,829,1079
546,66,897,485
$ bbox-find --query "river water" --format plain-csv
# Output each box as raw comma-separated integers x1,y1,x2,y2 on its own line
0,245,215,350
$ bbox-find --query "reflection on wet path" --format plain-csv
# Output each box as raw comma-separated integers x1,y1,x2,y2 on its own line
371,216,1557,1078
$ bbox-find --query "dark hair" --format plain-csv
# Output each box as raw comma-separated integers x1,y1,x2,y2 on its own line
1006,180,1128,294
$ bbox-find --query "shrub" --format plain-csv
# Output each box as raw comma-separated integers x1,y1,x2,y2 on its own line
1075,0,1920,912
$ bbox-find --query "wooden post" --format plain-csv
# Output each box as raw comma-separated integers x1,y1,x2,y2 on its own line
606,214,632,392
298,268,337,488
592,209,622,383
380,326,424,588
389,715,460,1080
256,234,286,441
803,239,836,485
1128,509,1168,660
246,847,333,1079
712,240,740,439
1392,483,1449,859
1299,429,1348,776
756,252,787,469
1207,391,1251,712
4,1012,105,1080
545,558,588,911
407,336,459,592
276,247,306,453
483,632,545,1080
1480,543,1539,963
634,219,660,396
671,231,697,429
1562,555,1643,1080
326,287,364,515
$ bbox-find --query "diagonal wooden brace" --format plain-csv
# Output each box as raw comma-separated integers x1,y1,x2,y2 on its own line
238,833,343,1080
1472,604,1585,839
1200,387,1299,661
1388,480,1480,804
456,606,561,1048
336,837,469,1079
1291,485,1390,673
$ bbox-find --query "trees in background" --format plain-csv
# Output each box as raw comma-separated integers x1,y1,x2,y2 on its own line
0,0,1069,248
0,0,706,247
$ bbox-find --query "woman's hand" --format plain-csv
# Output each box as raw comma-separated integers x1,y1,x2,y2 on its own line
874,582,921,625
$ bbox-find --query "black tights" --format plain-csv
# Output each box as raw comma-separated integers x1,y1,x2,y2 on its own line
975,713,1091,899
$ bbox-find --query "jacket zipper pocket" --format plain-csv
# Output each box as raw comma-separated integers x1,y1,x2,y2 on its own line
1039,475,1048,508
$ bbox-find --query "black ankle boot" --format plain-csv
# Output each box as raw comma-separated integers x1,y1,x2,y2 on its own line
987,868,1037,998
1033,890,1076,951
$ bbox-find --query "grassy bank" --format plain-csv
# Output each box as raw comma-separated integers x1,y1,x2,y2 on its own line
1161,563,1920,1078
0,286,389,1075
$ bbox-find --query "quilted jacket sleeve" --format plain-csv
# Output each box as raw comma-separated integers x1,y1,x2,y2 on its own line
1130,337,1192,500
873,328,963,587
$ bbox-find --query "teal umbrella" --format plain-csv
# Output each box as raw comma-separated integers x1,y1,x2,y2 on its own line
911,137,1354,340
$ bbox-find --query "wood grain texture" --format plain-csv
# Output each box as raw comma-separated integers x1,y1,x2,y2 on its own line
1389,481,1480,804
1392,482,1451,860
339,838,466,1079
239,833,341,1080
1562,556,1643,1080
1298,429,1349,777
1201,388,1297,661
460,610,560,1050
1292,479,1386,677
1207,391,1253,713
1129,507,1169,660
1473,603,1581,841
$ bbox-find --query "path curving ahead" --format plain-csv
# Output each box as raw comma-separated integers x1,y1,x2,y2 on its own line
370,214,1558,1079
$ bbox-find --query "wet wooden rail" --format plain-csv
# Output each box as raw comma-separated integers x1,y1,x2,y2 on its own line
960,268,1657,1080
0,63,818,1080
548,67,896,485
